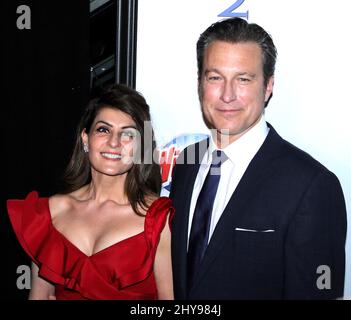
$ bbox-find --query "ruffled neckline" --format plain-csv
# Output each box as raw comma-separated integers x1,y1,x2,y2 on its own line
44,196,147,258
7,191,174,299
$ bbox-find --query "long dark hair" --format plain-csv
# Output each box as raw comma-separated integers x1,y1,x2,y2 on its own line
62,84,161,216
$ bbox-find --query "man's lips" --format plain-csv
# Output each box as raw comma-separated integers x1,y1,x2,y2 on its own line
216,107,242,113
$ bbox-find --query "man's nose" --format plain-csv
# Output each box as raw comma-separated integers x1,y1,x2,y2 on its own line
221,80,237,103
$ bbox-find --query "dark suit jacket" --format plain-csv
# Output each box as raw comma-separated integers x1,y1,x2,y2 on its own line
170,125,347,300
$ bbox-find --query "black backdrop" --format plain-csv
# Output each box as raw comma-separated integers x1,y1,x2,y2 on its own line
0,0,138,300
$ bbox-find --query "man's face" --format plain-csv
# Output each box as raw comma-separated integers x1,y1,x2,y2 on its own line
199,41,274,145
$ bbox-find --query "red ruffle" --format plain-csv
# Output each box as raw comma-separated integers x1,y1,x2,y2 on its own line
7,191,174,300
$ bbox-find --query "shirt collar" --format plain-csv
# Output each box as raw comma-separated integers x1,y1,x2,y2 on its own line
207,115,269,165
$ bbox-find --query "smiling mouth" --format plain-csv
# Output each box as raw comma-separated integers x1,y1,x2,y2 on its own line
217,108,241,113
101,153,122,160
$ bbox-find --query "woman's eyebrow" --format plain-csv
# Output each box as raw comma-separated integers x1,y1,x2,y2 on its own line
94,120,137,130
121,125,137,130
95,120,113,127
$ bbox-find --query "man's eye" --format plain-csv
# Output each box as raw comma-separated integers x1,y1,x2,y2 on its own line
238,77,251,83
208,76,222,81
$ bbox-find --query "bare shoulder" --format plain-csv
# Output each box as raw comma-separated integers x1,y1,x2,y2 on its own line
49,186,89,215
48,193,74,219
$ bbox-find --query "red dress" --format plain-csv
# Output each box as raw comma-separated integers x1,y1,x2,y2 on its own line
7,191,174,300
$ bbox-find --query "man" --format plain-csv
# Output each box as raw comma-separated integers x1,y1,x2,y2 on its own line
170,17,347,299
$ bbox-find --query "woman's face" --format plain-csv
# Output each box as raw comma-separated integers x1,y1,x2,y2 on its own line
82,107,139,177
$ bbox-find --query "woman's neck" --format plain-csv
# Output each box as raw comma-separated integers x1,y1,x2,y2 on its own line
82,173,129,205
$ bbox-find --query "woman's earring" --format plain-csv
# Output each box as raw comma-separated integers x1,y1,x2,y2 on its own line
83,143,89,153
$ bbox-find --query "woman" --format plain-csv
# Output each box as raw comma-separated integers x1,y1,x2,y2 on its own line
7,84,174,300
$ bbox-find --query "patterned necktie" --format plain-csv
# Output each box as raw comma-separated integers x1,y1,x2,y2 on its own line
187,150,227,290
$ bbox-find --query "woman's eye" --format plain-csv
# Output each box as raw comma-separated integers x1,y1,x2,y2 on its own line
121,131,136,139
96,126,109,133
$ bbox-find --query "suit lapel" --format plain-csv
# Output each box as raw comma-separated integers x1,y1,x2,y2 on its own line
190,125,287,292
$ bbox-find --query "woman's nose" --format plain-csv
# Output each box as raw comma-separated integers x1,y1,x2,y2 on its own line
108,133,121,148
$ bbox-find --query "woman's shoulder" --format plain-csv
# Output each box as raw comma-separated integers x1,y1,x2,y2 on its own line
149,196,173,210
48,187,86,220
144,195,172,214
48,193,72,220
143,196,174,249
6,191,52,264
145,196,174,224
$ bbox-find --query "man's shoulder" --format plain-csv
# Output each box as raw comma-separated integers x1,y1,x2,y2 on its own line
271,131,335,182
281,138,326,168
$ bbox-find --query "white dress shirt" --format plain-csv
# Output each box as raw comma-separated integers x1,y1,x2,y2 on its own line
187,116,270,246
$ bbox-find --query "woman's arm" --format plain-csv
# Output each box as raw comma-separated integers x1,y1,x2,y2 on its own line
28,262,56,300
154,213,174,300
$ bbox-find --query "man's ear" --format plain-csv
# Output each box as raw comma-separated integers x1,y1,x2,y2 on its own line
265,76,274,102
